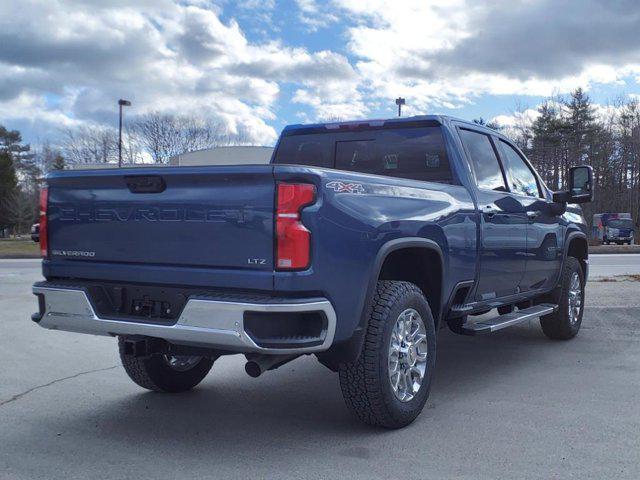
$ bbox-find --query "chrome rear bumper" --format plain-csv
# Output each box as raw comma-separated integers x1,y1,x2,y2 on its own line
32,285,336,355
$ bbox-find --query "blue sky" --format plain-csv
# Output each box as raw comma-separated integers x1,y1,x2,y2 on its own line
1,0,640,147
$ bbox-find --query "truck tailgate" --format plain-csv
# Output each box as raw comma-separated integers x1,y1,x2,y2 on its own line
46,166,275,273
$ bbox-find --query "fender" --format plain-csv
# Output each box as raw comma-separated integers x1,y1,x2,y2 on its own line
319,237,444,368
563,229,589,281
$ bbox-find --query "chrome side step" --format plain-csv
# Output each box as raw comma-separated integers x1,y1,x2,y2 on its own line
459,304,558,336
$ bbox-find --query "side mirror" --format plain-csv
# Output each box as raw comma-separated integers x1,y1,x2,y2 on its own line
568,165,593,203
553,165,594,204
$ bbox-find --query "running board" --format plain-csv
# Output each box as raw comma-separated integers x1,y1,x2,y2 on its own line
459,304,558,336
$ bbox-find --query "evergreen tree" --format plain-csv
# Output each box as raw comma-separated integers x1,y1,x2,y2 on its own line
529,102,567,190
0,125,30,157
0,124,38,193
52,154,65,170
565,88,598,167
0,151,18,229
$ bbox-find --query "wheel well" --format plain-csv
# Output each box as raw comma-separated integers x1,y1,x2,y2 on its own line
378,247,442,325
567,236,588,277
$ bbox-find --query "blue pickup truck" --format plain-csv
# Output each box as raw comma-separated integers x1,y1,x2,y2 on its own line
32,115,593,428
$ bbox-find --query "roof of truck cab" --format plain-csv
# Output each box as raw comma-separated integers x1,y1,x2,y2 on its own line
281,115,494,135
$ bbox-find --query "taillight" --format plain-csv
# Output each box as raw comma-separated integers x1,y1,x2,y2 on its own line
39,187,48,258
276,183,316,270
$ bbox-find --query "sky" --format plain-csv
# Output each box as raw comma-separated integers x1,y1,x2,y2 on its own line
2,0,640,147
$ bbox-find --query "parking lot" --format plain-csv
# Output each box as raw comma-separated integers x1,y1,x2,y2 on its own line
1,259,639,479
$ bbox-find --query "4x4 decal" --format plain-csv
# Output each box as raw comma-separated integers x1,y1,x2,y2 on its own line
326,181,365,194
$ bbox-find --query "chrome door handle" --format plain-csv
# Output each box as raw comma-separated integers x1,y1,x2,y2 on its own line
527,210,541,220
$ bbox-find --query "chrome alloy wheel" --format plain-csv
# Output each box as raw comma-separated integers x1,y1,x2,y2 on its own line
388,308,428,402
568,271,582,325
163,355,202,372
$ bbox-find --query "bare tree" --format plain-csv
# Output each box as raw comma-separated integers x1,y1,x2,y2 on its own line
132,113,235,163
33,142,65,174
61,126,118,164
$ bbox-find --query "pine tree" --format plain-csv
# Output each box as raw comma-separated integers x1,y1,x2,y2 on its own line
530,102,567,189
565,88,598,167
52,154,65,170
0,151,18,229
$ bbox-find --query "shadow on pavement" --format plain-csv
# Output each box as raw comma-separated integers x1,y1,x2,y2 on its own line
59,320,554,446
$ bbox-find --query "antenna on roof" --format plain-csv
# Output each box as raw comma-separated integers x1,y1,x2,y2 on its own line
395,97,406,117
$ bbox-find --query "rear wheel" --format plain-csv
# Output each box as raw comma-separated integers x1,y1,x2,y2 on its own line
539,257,584,340
118,337,214,392
339,281,436,429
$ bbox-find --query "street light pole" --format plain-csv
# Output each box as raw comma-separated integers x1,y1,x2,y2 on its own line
118,99,131,167
395,97,406,117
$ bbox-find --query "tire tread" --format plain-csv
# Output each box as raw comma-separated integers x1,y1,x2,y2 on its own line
118,337,214,392
339,281,434,428
539,256,584,340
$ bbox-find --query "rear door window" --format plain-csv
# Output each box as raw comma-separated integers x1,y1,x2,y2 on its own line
274,133,333,168
459,129,507,191
334,127,451,183
274,126,453,184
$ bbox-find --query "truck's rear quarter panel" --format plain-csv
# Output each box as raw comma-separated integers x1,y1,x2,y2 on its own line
273,165,478,342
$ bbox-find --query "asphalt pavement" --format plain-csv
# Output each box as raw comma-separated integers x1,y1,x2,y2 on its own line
1,258,639,479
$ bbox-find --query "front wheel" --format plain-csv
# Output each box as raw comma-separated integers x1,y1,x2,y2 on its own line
539,257,585,340
339,281,436,429
118,337,215,392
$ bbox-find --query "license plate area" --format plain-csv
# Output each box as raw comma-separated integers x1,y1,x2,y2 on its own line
131,296,173,320
85,284,188,325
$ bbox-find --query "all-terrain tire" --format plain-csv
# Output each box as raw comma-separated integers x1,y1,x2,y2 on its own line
118,337,214,392
339,281,436,429
539,257,585,340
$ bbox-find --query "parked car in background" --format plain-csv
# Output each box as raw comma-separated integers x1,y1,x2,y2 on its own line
31,115,593,428
593,213,634,245
30,223,39,243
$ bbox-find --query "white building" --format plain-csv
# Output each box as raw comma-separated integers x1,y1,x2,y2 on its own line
66,146,275,169
169,146,274,166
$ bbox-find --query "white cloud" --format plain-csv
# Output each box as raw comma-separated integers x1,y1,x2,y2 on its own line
1,0,640,148
0,0,357,145
333,0,640,114
294,0,339,31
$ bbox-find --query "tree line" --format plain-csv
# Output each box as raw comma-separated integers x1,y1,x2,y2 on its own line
0,126,62,236
61,113,251,165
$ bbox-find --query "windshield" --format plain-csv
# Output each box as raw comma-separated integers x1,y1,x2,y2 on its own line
274,125,453,184
608,219,633,229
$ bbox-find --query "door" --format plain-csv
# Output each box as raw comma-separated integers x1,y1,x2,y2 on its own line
496,139,562,292
458,128,528,301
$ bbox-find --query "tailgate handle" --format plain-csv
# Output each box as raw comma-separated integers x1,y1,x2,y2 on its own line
125,175,166,194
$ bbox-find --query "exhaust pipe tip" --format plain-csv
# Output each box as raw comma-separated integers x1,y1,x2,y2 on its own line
245,361,262,378
245,354,300,378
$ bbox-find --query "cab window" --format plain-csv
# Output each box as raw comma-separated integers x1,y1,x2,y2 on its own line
459,129,506,191
499,140,540,197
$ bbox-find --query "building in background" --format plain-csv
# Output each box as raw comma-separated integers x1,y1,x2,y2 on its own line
169,146,273,166
66,146,275,169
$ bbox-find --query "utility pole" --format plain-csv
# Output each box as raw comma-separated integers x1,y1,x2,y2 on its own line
118,99,131,167
395,97,405,117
